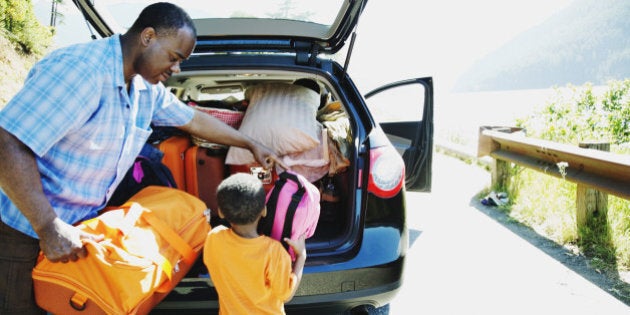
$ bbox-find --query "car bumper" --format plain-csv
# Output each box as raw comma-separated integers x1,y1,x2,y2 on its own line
152,256,404,314
285,259,404,314
153,223,408,314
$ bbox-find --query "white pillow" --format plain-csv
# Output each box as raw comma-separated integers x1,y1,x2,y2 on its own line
226,82,321,165
278,124,330,182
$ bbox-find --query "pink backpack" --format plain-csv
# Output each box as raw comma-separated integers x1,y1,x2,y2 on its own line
260,171,321,260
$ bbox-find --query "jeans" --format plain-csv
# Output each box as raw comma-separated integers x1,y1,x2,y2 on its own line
0,219,46,314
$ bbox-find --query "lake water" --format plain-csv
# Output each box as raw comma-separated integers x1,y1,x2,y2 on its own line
433,86,609,152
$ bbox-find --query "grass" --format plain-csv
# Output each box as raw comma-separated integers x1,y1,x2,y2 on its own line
497,165,630,302
457,80,630,302
501,81,630,273
0,34,40,108
505,167,630,272
507,167,578,245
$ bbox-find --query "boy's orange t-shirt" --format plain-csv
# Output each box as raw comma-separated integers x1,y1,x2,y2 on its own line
203,226,297,315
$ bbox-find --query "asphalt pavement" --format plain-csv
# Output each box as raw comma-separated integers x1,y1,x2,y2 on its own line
388,152,630,315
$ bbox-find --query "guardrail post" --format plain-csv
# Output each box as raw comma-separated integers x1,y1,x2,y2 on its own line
478,126,525,190
491,159,510,190
575,141,609,231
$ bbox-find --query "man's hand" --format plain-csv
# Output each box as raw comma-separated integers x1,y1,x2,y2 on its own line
249,140,290,171
37,218,104,263
182,110,290,171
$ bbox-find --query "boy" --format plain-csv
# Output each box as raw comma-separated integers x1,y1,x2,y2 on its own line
203,173,306,314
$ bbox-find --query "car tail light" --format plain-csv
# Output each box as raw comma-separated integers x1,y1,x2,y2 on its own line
367,146,405,198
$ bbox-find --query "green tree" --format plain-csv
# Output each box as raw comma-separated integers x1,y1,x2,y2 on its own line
516,79,630,151
602,80,630,144
267,0,314,21
0,0,54,56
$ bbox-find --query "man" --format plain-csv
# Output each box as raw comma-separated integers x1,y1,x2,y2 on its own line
0,2,282,314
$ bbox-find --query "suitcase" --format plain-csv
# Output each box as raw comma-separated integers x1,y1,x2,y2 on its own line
157,135,191,191
184,145,228,216
229,163,279,193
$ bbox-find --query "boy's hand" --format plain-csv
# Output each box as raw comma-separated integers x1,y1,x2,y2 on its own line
284,234,306,258
284,234,307,302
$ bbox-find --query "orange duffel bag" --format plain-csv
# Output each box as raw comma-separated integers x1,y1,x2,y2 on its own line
32,186,210,315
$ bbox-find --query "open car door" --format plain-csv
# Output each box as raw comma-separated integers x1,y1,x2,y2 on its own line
365,77,434,192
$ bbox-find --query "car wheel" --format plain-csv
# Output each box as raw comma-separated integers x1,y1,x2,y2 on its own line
347,304,390,315
372,304,390,315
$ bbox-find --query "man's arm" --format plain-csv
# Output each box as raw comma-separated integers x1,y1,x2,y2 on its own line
179,110,289,170
0,128,101,262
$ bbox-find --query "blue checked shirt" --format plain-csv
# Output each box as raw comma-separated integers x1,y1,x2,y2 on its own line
0,35,194,238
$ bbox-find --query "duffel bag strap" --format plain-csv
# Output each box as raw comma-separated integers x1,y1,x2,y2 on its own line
141,210,196,267
95,204,179,286
141,210,196,293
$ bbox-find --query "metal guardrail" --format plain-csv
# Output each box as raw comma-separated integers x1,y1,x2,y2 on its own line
477,126,630,200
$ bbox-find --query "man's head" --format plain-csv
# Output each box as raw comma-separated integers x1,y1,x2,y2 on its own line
128,2,197,38
216,173,266,225
126,2,197,84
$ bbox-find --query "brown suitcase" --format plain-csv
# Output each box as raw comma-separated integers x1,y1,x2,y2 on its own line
157,135,191,191
185,145,228,215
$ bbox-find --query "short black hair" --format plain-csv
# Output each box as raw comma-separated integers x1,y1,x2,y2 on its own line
216,173,266,225
128,2,196,37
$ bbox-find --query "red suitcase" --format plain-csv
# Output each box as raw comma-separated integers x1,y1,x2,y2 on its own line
157,135,191,191
185,145,228,215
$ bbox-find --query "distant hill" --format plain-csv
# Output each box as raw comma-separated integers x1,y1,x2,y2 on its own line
453,0,630,92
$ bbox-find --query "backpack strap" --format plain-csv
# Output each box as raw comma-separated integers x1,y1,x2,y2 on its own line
280,172,305,249
261,171,306,251
260,174,287,236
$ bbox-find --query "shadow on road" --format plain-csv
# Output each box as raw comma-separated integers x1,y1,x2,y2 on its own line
409,229,422,249
468,195,630,306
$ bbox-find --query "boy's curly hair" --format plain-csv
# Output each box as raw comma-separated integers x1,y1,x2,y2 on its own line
216,173,266,225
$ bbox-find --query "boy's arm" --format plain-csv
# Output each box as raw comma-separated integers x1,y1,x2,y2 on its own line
284,235,307,301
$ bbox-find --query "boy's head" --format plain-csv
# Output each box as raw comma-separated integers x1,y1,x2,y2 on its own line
216,173,266,225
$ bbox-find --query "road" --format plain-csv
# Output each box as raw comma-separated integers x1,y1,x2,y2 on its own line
389,152,630,314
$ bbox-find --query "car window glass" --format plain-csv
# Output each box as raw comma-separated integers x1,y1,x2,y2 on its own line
366,84,426,123
91,0,343,30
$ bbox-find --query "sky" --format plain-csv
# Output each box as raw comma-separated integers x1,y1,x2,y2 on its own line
349,0,575,92
33,0,575,93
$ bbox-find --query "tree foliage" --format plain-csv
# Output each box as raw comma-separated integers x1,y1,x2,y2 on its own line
0,0,53,56
516,79,630,149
